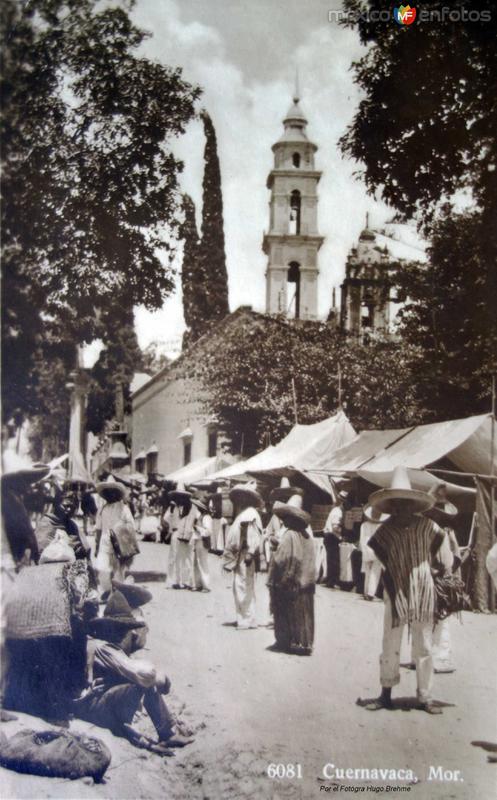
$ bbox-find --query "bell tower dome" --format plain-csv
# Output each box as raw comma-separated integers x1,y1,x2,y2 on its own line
263,81,324,319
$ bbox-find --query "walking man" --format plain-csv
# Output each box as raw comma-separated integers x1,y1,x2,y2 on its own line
357,467,452,715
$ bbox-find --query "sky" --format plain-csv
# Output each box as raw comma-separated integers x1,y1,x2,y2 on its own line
129,0,425,356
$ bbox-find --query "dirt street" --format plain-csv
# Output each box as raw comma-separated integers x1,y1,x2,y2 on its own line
2,542,496,800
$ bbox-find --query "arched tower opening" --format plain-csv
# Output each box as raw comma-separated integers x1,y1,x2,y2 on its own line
289,190,301,235
287,261,301,318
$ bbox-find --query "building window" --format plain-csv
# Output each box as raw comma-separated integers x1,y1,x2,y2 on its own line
135,456,145,474
146,451,158,475
289,190,301,235
208,428,218,458
292,152,301,168
183,440,192,466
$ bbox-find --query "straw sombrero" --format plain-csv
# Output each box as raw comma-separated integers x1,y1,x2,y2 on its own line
88,590,146,636
362,506,390,524
269,477,303,503
192,496,208,515
168,481,192,504
273,494,311,530
111,579,152,608
1,452,50,486
229,480,261,507
96,475,125,499
368,466,435,515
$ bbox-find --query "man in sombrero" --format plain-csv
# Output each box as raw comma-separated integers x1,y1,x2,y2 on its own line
94,476,138,599
74,590,194,754
357,466,453,715
223,482,263,629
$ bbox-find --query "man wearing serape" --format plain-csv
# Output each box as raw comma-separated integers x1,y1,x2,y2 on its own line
358,466,452,715
267,495,317,655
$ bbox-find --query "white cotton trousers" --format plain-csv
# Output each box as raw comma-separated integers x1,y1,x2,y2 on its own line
380,594,434,703
193,540,210,590
432,617,454,671
363,560,382,597
176,540,194,588
233,561,257,628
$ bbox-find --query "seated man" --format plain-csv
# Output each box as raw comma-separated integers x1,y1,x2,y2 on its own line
73,591,193,755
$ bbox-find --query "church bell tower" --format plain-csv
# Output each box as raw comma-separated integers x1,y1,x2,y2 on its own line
263,82,324,319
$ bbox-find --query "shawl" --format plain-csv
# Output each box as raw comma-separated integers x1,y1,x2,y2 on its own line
267,528,316,594
223,507,262,570
369,517,443,627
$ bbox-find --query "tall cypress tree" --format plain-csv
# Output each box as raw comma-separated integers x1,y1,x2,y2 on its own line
180,194,206,347
199,111,230,324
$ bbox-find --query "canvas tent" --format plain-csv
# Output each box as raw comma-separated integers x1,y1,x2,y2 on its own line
167,455,236,484
301,413,495,503
194,411,356,495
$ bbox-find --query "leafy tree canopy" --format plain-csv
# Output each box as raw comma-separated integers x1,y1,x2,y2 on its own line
187,314,427,456
392,209,497,417
340,0,497,221
1,0,200,422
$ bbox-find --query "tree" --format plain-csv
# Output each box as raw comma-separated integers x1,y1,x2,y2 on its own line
339,0,497,221
141,342,171,376
85,300,144,435
188,314,425,455
198,111,230,326
180,194,207,346
392,209,497,419
1,0,201,424
340,0,497,411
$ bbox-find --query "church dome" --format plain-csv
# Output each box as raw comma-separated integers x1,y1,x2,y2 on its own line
283,97,307,127
359,226,376,242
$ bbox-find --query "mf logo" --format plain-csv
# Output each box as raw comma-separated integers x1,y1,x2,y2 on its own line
394,5,417,25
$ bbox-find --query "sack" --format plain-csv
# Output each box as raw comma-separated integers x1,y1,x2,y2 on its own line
0,728,111,782
434,573,472,622
110,523,140,560
141,515,160,537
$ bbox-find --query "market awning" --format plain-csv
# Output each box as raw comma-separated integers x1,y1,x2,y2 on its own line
358,414,493,474
302,414,495,497
195,411,356,495
167,455,236,484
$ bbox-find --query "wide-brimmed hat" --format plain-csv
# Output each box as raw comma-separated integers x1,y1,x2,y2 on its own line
168,481,192,504
88,590,146,635
1,452,50,486
192,496,208,515
425,485,458,526
229,480,261,507
273,493,311,530
363,506,390,524
368,466,435,515
111,579,152,609
96,475,125,499
269,477,303,503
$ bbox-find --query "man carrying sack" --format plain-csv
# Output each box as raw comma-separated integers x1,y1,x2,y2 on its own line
357,466,453,715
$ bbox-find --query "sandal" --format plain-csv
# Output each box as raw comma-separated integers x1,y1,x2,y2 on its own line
420,702,443,715
356,697,393,711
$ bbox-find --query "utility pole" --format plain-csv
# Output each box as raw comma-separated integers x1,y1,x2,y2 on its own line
337,362,343,411
291,377,298,425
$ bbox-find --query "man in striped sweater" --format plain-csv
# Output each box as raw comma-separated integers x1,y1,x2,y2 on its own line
357,467,452,715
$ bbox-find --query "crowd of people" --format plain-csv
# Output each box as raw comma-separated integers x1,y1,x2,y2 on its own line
1,448,495,777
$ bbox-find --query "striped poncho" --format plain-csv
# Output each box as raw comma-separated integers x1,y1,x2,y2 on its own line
369,516,444,628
